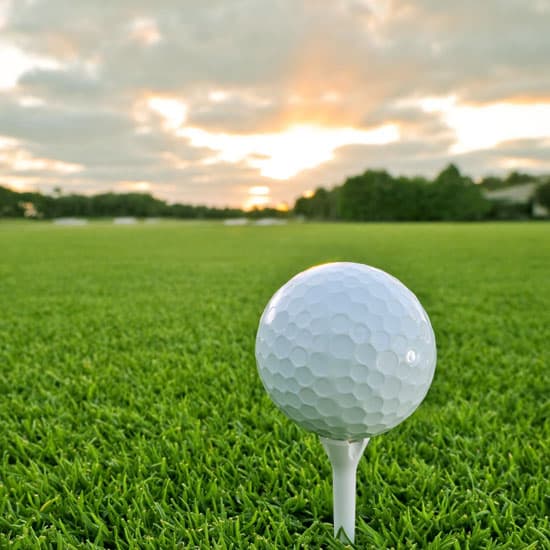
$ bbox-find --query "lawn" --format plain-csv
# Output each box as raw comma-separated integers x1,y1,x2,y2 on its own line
0,221,548,549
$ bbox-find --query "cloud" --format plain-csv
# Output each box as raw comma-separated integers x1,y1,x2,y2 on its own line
0,96,133,144
452,138,550,175
0,0,549,206
186,94,281,133
18,67,103,102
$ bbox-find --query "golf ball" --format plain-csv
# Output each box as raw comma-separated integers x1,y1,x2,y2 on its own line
255,262,436,440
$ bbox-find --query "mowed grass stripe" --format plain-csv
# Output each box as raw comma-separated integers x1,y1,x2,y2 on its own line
0,222,548,548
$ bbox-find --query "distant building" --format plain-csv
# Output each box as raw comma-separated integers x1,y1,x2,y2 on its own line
254,218,287,226
53,218,88,226
223,218,248,226
484,182,549,218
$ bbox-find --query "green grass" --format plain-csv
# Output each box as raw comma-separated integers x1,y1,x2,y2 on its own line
0,221,548,549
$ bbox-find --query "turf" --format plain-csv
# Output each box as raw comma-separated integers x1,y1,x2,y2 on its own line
0,221,548,549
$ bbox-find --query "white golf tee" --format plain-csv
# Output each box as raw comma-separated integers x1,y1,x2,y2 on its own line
320,437,369,544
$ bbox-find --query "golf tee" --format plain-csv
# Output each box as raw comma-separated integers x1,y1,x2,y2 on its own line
320,437,369,544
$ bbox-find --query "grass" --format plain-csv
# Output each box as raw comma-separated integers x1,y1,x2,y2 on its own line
0,221,548,549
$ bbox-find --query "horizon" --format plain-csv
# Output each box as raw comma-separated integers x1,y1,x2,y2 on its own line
1,1,550,209
2,163,548,213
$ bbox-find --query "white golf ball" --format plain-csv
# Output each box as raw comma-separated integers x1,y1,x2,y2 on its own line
255,262,436,440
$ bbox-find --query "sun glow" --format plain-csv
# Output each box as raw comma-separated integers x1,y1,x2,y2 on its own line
249,185,270,195
145,91,398,180
179,123,399,179
243,185,272,210
244,195,270,210
119,181,152,192
242,186,291,211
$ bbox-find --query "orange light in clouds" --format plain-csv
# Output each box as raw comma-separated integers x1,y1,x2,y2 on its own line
179,123,399,180
146,89,398,179
243,187,289,211
249,185,270,195
243,185,272,210
119,181,151,192
3,178,33,191
244,195,270,210
0,147,83,174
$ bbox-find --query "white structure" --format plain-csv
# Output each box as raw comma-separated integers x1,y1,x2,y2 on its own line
53,218,88,226
484,182,538,203
484,182,549,217
223,218,249,226
254,218,287,226
113,217,138,225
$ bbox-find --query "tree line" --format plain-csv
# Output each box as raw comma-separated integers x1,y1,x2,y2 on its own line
294,165,550,221
0,186,287,220
1,164,549,221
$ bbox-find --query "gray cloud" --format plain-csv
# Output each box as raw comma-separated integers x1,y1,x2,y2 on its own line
1,0,549,205
281,137,550,205
453,138,550,175
494,137,550,159
18,68,103,101
186,95,281,133
0,96,134,144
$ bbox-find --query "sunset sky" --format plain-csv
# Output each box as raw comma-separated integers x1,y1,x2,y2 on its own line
1,0,550,209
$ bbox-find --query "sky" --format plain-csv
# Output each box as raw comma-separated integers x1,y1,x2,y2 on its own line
1,0,550,209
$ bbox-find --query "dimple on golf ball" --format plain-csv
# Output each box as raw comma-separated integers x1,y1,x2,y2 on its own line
255,262,437,440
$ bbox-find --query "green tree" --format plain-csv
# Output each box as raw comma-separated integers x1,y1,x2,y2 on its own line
338,170,395,221
434,163,463,185
0,185,24,217
425,164,490,221
505,171,534,186
294,187,338,219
